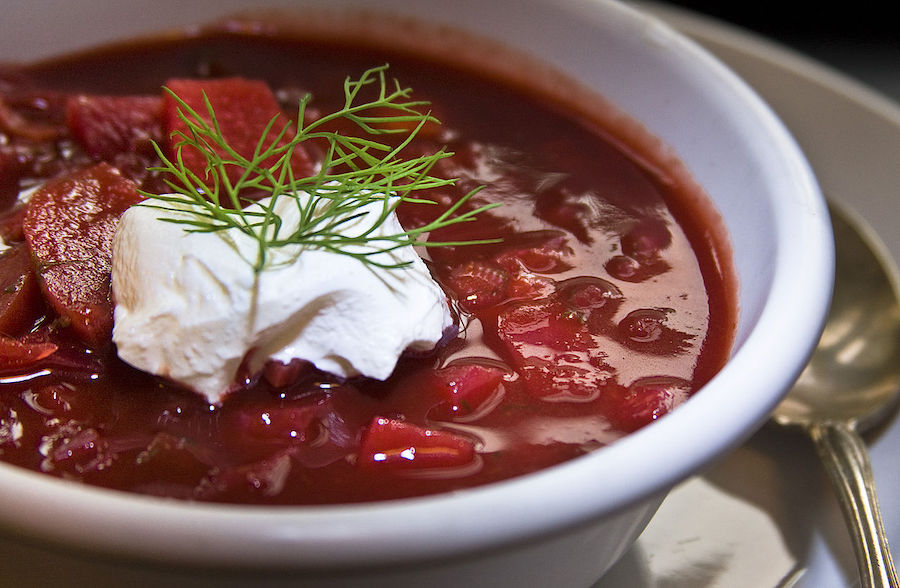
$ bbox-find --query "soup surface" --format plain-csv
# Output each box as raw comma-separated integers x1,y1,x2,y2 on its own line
0,22,735,504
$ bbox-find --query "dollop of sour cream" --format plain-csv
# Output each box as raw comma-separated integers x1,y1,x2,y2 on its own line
110,193,455,405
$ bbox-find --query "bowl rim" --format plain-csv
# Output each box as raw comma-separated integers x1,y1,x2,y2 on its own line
0,0,834,570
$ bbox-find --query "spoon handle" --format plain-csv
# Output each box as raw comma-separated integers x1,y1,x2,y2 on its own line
809,421,899,588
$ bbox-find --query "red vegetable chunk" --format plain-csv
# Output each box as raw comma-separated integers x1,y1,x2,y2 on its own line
197,452,293,500
493,230,573,274
358,417,476,471
430,363,506,420
604,377,690,432
496,295,611,400
0,243,43,335
0,149,21,207
0,335,57,370
66,94,164,160
162,77,314,189
0,204,27,245
445,260,509,311
225,403,319,463
497,298,592,354
22,162,143,347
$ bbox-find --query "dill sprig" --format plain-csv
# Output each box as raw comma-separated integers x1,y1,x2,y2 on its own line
141,64,500,273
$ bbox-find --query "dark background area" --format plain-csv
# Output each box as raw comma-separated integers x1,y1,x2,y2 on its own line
658,2,896,39
655,1,900,101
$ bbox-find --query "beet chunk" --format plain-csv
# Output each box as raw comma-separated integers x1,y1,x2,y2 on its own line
429,363,506,420
0,335,57,370
0,148,21,208
66,94,164,160
445,260,509,312
162,77,314,191
0,203,27,244
603,376,690,432
358,417,476,471
0,243,43,336
23,162,143,347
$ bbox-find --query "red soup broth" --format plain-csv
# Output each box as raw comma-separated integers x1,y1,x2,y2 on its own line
0,21,736,504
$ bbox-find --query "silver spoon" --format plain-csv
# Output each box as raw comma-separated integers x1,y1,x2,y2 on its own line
773,200,900,587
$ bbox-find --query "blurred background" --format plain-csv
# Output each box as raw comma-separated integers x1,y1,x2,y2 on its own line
656,1,900,102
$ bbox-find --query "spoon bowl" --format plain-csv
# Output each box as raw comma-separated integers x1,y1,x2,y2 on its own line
773,200,900,587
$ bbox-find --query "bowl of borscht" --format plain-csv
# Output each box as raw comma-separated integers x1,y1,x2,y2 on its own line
0,0,833,585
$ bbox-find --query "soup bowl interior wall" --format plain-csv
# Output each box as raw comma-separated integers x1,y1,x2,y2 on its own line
0,0,833,586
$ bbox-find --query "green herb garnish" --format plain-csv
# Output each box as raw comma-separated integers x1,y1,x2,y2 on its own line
142,64,500,273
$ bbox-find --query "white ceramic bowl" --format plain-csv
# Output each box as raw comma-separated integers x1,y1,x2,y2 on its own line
0,1,833,586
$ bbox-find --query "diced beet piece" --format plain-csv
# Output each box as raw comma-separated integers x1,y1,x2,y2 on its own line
65,94,163,160
0,148,21,208
0,334,57,370
561,277,622,313
604,376,690,432
22,162,143,347
518,358,603,402
0,96,60,142
220,396,323,464
0,203,27,244
430,363,506,420
505,270,556,301
196,452,294,500
496,298,592,354
0,243,43,335
163,77,314,190
358,417,476,471
232,404,318,445
558,277,623,334
445,260,509,311
496,298,611,400
493,230,573,274
620,218,672,262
